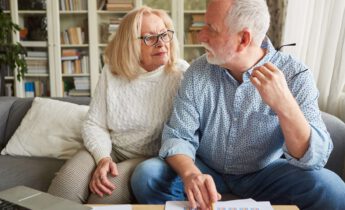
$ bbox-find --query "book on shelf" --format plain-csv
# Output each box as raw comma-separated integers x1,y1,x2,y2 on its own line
61,49,89,74
185,31,200,44
61,49,80,60
24,82,35,97
62,49,79,56
26,51,48,58
105,3,134,11
100,18,121,43
61,27,85,45
185,14,205,44
60,0,87,11
107,0,133,4
192,14,205,23
25,80,48,97
73,77,90,88
68,89,90,97
25,51,49,74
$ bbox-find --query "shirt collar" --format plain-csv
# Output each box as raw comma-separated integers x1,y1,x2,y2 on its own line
242,37,277,82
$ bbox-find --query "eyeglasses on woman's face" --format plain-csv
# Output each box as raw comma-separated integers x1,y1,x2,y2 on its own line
138,30,174,46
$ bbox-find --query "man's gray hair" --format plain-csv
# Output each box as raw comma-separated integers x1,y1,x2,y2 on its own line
225,0,270,45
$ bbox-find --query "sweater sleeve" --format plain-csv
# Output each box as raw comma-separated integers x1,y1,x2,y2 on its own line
82,66,112,164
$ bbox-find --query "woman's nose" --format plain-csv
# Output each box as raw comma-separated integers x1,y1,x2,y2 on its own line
154,37,164,47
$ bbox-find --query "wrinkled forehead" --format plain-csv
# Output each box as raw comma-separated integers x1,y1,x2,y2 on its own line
140,13,167,35
205,0,231,25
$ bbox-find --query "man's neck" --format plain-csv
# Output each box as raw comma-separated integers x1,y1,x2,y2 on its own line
223,47,266,83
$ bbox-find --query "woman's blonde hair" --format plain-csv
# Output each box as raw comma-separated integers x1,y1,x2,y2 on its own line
104,6,179,80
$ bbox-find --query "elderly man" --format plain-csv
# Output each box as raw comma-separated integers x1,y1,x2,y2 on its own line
131,0,345,210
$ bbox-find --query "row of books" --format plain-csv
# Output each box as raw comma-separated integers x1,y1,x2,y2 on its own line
185,14,205,44
63,77,90,97
24,80,49,97
99,17,122,43
25,51,49,75
60,0,87,11
61,27,86,45
62,57,89,75
98,0,134,11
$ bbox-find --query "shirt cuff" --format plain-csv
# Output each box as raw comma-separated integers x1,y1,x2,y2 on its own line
159,138,197,161
283,124,333,169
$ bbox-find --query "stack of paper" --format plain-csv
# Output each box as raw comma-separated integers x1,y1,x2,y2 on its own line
166,199,274,210
91,205,131,210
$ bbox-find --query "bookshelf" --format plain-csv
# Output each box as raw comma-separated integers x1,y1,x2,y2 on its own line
9,0,55,97
54,0,90,97
182,0,208,63
6,0,208,97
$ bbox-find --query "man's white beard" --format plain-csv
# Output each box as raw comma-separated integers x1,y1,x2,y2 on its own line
201,42,226,65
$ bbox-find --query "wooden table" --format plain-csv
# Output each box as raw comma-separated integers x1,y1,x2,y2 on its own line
90,204,299,210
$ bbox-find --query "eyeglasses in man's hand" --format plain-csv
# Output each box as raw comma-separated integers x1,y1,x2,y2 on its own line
138,30,174,46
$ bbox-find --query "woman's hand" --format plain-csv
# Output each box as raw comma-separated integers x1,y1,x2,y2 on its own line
89,157,118,197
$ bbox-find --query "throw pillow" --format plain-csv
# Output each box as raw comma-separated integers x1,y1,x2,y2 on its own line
1,97,89,159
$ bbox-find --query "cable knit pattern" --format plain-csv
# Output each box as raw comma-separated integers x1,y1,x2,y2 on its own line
82,59,189,163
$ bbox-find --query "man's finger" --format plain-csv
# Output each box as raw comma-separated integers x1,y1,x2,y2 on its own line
263,62,279,72
186,189,197,209
192,186,207,209
205,176,218,202
198,183,210,207
252,68,267,83
250,76,261,87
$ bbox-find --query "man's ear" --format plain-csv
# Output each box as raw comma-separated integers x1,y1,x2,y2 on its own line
237,28,251,52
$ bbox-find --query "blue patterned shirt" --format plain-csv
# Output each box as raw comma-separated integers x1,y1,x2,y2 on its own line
159,38,333,174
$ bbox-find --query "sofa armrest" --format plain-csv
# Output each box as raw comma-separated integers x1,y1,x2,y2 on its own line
322,112,345,181
0,97,18,149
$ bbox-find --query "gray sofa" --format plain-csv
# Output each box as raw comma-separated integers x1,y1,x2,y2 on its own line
0,97,345,200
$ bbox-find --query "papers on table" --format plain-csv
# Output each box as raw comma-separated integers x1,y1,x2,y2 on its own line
166,199,274,210
91,204,132,210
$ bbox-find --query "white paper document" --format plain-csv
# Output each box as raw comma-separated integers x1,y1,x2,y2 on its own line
165,199,274,210
91,204,132,210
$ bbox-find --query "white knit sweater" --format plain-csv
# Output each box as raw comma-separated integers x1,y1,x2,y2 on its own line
82,60,189,163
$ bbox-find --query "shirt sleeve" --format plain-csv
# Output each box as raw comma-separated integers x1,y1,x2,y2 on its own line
159,65,200,161
82,66,112,164
283,64,333,169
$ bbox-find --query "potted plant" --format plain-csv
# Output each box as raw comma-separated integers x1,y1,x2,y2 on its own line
0,8,27,96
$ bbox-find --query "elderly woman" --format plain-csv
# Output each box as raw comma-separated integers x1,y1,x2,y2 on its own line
48,6,189,204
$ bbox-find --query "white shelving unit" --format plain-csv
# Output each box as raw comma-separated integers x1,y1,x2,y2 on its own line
6,0,208,97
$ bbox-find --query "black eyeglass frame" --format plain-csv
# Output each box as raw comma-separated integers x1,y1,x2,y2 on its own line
138,30,174,46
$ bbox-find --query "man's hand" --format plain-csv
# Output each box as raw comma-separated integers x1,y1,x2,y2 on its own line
250,62,310,158
183,173,221,210
89,157,118,197
250,62,295,114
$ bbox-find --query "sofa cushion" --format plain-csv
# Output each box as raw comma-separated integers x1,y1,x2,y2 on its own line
1,97,89,159
0,155,65,191
3,97,91,146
